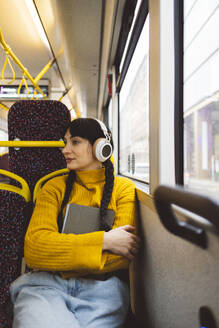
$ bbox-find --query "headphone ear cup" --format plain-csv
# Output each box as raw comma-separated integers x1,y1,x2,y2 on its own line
93,138,112,162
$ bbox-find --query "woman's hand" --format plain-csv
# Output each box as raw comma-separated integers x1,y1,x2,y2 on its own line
103,225,141,261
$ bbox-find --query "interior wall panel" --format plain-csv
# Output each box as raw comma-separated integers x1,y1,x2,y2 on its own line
131,199,219,327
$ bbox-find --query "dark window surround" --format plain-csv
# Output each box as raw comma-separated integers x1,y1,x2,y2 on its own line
103,95,111,127
114,0,138,78
117,0,149,182
174,0,184,185
116,0,149,92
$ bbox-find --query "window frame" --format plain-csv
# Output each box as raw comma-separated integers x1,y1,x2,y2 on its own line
174,0,184,185
116,0,149,183
116,0,149,92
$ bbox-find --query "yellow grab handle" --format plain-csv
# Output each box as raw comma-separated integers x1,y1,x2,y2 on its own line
0,140,65,148
2,55,16,84
0,169,31,202
18,74,29,98
0,102,9,112
33,168,69,202
0,28,47,99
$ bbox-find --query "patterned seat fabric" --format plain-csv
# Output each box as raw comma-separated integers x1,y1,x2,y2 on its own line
0,191,27,328
0,153,9,171
0,154,9,182
0,100,70,327
8,100,70,193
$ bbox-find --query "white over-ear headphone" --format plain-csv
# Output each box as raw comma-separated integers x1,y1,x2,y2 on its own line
93,119,113,162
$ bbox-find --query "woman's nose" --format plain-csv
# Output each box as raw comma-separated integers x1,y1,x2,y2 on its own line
62,143,70,154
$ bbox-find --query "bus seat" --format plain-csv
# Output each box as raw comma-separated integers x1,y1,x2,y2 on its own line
131,186,219,327
0,100,70,327
0,190,29,328
0,153,9,182
8,100,70,194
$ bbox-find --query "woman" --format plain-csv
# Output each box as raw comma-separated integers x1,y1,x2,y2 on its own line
10,118,140,328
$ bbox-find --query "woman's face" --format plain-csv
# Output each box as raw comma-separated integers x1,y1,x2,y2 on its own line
62,129,102,171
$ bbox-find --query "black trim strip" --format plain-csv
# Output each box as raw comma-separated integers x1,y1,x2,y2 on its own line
114,0,138,76
116,0,149,92
103,95,111,127
174,0,184,185
105,94,111,110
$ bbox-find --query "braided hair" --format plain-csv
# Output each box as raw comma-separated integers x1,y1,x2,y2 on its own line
58,118,114,232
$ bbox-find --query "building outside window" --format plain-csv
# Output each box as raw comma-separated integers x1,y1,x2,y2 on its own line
184,1,219,196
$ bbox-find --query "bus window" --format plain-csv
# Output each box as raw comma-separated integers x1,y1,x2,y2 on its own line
183,1,219,196
119,15,149,183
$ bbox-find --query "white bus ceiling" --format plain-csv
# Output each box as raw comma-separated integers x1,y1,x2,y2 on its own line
0,0,125,117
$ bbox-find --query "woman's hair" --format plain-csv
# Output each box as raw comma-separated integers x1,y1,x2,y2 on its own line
58,118,114,232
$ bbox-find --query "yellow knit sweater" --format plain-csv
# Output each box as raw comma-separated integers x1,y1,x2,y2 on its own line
24,168,136,278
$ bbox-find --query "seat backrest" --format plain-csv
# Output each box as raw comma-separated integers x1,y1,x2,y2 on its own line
0,190,28,328
8,100,70,193
0,153,9,182
0,153,9,170
1,100,70,328
132,187,219,328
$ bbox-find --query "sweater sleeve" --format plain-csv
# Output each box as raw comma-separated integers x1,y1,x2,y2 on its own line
97,178,137,273
24,180,105,272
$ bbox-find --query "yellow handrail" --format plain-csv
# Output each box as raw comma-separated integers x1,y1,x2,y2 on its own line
58,86,72,102
0,28,47,99
0,140,65,148
0,169,31,202
0,102,9,111
30,89,39,100
0,151,8,157
2,55,15,84
33,168,69,202
34,58,55,84
18,74,29,98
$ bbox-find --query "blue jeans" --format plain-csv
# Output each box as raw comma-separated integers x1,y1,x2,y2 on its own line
10,271,129,328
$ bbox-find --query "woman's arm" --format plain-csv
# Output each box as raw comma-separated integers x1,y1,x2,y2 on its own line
24,178,105,272
103,225,140,261
97,177,140,273
25,176,139,274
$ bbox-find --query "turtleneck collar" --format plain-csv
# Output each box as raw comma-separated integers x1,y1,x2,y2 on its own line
75,168,105,185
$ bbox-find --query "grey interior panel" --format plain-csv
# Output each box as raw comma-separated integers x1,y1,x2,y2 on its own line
131,201,219,327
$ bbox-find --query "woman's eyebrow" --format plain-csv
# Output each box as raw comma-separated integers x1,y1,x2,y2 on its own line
70,136,80,140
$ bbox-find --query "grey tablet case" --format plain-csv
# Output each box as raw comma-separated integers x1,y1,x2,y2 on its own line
62,203,115,234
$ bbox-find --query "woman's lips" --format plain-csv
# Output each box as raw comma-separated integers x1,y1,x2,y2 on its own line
66,158,75,163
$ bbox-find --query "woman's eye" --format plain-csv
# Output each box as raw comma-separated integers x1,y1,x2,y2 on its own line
72,140,79,145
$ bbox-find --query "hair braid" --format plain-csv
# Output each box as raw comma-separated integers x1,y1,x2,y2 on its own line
57,170,76,232
100,159,115,231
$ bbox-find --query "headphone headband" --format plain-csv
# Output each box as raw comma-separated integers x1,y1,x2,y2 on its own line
94,119,111,141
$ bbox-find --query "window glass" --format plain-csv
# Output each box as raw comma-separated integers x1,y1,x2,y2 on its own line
184,0,197,18
184,1,219,196
119,16,149,183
